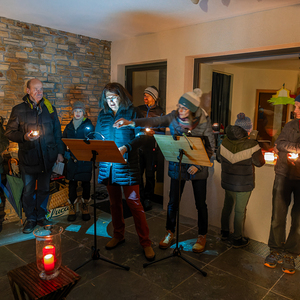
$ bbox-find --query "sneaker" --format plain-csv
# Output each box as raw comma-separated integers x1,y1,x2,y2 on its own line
23,219,37,234
67,204,77,222
144,246,155,261
282,255,296,275
232,237,249,248
159,230,174,249
221,230,229,241
264,251,283,268
105,237,125,250
81,198,91,221
192,235,206,253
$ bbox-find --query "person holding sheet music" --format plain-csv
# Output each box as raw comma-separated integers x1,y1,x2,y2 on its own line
114,88,215,253
63,101,94,222
95,82,155,262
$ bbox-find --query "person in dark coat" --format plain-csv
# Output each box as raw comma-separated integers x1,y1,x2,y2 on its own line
5,79,64,233
137,86,165,211
264,94,300,275
63,101,94,222
216,113,265,248
114,88,215,253
95,82,155,262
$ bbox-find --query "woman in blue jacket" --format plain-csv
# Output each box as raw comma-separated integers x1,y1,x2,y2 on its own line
95,82,155,261
63,101,94,222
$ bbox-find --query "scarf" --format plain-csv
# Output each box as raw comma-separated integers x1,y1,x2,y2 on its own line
177,116,200,130
73,116,84,131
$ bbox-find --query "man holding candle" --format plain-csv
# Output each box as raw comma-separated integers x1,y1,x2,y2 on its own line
5,78,64,234
137,86,165,211
264,94,300,275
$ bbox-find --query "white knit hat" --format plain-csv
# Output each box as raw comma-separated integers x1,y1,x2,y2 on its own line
178,88,202,113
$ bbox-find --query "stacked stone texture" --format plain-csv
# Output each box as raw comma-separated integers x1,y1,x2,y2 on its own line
0,16,111,143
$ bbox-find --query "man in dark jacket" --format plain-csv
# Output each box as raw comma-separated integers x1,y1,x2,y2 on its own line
137,86,164,210
217,113,265,248
264,95,300,275
5,79,64,233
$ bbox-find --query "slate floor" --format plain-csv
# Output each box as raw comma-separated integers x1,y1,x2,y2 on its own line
1,201,299,300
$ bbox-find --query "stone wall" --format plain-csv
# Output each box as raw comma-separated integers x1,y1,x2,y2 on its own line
0,16,111,137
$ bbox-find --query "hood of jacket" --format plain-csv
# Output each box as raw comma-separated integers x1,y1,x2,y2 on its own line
225,125,248,140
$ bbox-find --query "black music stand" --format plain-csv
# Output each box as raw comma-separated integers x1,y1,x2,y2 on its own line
62,138,130,271
143,135,213,277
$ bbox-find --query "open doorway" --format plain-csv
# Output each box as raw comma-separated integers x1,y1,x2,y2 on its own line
125,62,167,206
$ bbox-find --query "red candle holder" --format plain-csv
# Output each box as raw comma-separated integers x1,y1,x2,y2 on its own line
33,225,63,280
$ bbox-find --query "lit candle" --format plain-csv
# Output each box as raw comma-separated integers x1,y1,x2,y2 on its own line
288,153,298,160
43,254,54,272
264,152,275,163
43,245,55,258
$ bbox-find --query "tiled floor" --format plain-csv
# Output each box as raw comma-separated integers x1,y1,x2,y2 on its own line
1,201,299,300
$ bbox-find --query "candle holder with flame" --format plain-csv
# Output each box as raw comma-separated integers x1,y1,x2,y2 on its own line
33,225,63,280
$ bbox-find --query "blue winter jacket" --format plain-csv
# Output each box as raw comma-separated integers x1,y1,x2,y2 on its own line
62,118,94,182
95,104,144,185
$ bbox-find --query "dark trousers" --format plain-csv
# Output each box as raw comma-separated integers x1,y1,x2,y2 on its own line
139,148,156,200
268,174,300,255
106,183,152,248
21,170,52,221
68,180,90,204
167,178,208,235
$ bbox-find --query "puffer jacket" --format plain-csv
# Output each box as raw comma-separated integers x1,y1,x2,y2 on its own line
5,95,64,174
62,118,94,181
134,108,215,181
275,118,300,180
95,104,144,185
216,125,265,192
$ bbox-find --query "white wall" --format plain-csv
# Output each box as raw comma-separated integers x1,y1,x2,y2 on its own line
111,5,300,243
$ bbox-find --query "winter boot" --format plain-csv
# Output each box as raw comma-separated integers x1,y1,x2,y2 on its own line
81,198,91,221
67,199,77,222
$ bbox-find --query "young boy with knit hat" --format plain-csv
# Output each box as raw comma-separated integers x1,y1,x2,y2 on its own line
63,101,94,221
216,113,265,248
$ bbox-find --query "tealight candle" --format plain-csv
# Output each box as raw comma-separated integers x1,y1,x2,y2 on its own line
288,153,298,160
264,152,275,163
43,254,55,272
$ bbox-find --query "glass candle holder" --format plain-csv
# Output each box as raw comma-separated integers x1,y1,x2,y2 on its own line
33,225,63,280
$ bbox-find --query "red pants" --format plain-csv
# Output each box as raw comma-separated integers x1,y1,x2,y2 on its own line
106,183,151,248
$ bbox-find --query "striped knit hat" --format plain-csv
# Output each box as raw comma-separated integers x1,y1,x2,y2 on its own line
235,113,252,133
178,88,202,113
144,86,159,101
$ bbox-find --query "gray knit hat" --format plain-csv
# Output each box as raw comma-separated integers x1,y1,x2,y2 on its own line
235,113,252,133
178,88,202,113
72,101,85,113
144,86,159,101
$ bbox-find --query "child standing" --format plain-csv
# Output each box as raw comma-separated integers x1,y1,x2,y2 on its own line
63,101,94,221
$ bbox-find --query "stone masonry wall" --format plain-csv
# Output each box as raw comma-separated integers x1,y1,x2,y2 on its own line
0,16,111,146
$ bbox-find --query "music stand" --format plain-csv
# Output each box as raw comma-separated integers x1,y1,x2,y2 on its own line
143,135,213,277
62,138,130,271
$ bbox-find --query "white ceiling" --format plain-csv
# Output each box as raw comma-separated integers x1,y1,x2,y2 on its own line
0,0,300,42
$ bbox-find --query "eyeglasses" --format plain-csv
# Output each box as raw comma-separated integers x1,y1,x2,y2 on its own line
106,96,119,102
177,104,188,112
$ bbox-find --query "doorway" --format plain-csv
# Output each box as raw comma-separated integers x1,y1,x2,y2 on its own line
125,62,167,205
